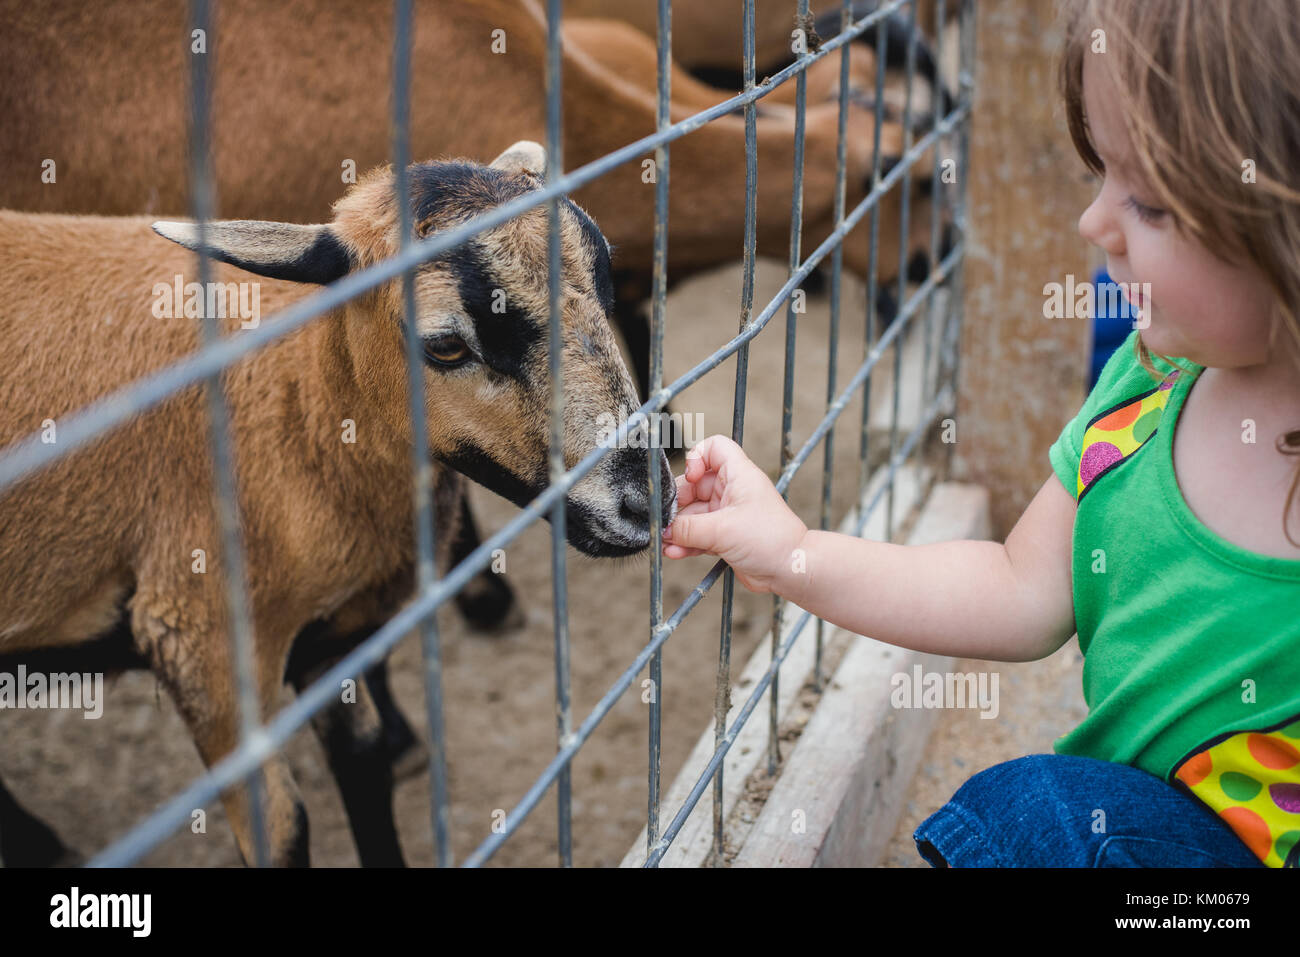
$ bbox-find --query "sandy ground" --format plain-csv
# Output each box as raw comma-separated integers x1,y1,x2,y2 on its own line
1,257,955,867
883,641,1088,867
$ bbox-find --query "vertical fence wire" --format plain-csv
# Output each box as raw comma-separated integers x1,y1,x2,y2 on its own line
857,7,891,518
885,0,920,541
814,0,854,693
188,0,269,869
544,0,574,869
947,0,975,468
391,0,452,869
710,0,760,869
768,0,811,777
646,0,671,854
922,0,947,415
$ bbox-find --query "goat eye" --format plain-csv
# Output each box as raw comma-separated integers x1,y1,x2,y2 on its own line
422,336,472,368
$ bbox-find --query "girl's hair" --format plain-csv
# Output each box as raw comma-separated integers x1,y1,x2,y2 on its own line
1058,0,1300,547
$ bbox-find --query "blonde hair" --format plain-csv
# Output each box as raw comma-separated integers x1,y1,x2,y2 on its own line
1059,0,1300,547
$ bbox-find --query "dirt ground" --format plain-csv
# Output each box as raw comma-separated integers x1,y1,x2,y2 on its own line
0,257,956,867
882,642,1089,867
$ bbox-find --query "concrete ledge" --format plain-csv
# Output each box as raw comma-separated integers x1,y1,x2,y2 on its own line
621,466,990,867
620,462,932,868
737,483,992,867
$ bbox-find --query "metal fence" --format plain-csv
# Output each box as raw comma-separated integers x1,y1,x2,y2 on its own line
0,0,973,867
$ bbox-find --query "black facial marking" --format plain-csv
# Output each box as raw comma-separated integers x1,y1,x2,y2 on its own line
408,162,536,233
408,161,616,379
437,242,541,381
441,439,544,511
442,441,646,558
567,200,616,316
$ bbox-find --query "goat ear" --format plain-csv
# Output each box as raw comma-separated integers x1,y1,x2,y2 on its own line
489,140,546,177
150,220,352,285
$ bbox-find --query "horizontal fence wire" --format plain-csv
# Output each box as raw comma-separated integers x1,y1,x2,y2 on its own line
1,0,976,867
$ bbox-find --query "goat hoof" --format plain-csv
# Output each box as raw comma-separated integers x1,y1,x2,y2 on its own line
52,848,87,868
455,572,524,634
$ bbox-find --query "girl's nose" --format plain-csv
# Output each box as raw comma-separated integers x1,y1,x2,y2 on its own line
1077,189,1124,257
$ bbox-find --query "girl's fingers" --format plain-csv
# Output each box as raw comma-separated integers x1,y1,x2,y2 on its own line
667,501,713,526
674,473,697,508
661,500,713,559
662,541,704,559
674,470,720,510
684,434,745,483
684,448,707,483
692,470,718,505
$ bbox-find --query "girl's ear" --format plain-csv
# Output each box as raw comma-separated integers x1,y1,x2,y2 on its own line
151,220,352,285
489,140,547,177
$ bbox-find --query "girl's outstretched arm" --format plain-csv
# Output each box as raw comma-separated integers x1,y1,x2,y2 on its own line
664,435,1077,663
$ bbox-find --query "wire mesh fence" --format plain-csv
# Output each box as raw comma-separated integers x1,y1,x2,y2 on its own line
0,0,974,867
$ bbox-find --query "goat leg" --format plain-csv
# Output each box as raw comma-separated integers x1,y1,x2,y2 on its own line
133,595,308,867
0,773,82,867
363,658,427,783
450,490,525,634
286,640,405,868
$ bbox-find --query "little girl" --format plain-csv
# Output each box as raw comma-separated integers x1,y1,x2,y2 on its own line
661,0,1300,868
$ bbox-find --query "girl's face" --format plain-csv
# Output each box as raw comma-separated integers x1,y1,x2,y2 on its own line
1075,55,1281,373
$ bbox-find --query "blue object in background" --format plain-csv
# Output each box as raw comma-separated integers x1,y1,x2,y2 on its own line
1089,266,1138,388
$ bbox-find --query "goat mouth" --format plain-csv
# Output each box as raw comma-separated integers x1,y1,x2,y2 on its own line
569,527,649,558
551,500,661,558
560,506,650,557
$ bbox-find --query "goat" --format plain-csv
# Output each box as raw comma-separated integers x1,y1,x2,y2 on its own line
565,0,952,80
0,141,674,866
567,0,951,122
0,0,943,404
0,0,950,848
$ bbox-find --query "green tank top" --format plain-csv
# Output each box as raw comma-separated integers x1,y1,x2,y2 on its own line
1048,329,1300,867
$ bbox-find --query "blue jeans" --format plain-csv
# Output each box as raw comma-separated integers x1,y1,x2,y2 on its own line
913,753,1265,867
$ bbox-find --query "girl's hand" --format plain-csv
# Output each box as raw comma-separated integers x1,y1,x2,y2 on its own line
662,434,808,596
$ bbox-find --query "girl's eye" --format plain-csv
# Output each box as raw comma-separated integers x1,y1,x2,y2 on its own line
1123,195,1166,225
423,336,473,368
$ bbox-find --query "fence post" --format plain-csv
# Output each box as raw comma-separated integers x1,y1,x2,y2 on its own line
956,0,1093,536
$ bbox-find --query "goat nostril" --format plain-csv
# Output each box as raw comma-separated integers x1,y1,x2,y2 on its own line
621,490,650,522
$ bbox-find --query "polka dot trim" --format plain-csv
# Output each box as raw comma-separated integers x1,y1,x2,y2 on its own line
1174,719,1300,867
1076,370,1180,500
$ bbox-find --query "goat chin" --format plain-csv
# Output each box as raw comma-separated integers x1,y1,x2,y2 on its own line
548,501,653,559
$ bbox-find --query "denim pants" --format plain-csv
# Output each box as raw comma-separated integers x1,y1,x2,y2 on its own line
913,753,1265,867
